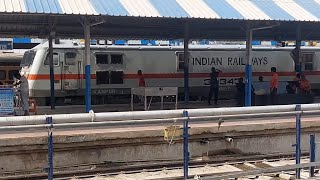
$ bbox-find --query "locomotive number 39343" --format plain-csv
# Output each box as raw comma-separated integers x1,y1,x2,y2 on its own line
204,78,240,86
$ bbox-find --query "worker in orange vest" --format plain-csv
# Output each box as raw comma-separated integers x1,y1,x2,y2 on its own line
299,74,311,94
270,67,278,105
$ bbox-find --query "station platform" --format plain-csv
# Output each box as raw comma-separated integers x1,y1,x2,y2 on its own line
35,99,237,115
29,96,320,115
0,115,320,175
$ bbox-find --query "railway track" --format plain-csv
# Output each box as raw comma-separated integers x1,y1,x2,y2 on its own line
0,153,315,180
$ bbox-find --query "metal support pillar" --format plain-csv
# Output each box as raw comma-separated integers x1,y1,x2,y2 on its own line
310,134,315,178
295,104,301,179
46,116,53,180
184,22,190,104
48,35,55,110
295,25,302,73
84,22,91,112
245,28,253,107
183,110,190,180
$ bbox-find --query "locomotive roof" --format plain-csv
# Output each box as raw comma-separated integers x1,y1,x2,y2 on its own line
32,40,320,51
0,51,25,62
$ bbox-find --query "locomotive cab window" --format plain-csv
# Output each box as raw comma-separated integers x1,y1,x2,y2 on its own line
96,71,109,85
110,54,123,64
44,53,59,66
21,50,36,66
65,52,77,65
110,71,123,84
96,54,108,64
302,53,314,71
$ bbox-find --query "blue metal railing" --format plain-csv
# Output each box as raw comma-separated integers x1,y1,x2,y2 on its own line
295,104,301,179
46,117,54,180
310,134,315,178
183,110,190,180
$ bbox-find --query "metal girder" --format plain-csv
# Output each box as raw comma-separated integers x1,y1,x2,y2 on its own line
0,14,320,41
0,27,312,41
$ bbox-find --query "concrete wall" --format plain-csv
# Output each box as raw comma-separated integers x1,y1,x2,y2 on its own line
0,118,319,173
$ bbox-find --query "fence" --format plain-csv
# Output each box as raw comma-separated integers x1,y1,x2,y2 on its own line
1,104,320,179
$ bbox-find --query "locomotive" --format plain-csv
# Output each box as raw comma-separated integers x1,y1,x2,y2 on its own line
20,40,319,105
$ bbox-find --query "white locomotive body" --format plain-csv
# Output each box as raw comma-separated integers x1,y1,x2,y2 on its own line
20,40,320,105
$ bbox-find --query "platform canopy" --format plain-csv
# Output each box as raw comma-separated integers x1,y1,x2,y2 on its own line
1,0,320,40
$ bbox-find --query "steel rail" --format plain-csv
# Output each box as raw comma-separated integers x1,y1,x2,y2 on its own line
200,161,320,180
0,153,308,180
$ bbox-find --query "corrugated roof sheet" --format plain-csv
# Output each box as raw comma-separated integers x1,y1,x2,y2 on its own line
0,0,320,21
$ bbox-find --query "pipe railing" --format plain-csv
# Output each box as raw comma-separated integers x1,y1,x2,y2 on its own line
1,104,320,127
1,110,318,126
0,110,319,132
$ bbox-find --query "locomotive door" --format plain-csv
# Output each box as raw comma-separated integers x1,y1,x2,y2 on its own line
60,50,79,90
44,51,62,90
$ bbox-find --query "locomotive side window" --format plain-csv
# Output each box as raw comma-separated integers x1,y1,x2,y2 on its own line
110,71,124,84
110,54,123,64
96,54,108,64
65,52,76,65
176,53,184,71
0,70,6,80
44,53,59,66
96,71,109,85
302,53,313,71
9,70,19,80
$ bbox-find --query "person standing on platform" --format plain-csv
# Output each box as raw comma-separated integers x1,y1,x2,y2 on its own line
138,70,145,87
236,77,245,106
137,70,145,104
270,67,278,105
208,67,221,105
14,73,29,116
236,77,256,106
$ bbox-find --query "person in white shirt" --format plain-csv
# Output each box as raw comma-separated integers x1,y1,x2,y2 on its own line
14,73,29,116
